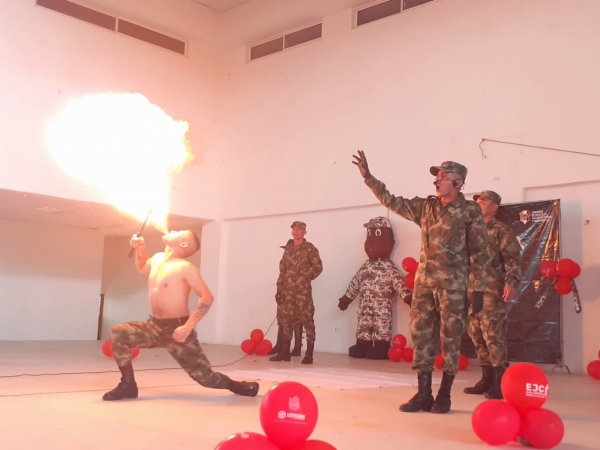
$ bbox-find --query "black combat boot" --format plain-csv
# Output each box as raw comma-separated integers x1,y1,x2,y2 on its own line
399,371,434,412
269,340,291,362
348,339,372,358
431,371,455,414
464,365,494,395
102,364,138,401
268,325,284,355
365,340,391,360
290,323,304,357
228,380,260,397
301,342,314,365
484,366,506,399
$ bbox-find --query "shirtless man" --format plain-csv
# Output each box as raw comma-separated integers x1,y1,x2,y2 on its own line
102,229,259,401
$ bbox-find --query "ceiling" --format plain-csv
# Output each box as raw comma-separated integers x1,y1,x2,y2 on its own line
190,0,255,13
0,188,209,239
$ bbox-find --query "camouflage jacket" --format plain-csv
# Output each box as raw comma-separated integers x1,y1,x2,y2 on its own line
344,259,411,304
276,239,323,293
365,176,490,292
484,218,521,292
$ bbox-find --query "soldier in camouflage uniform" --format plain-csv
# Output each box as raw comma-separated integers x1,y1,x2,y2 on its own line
339,217,412,359
465,190,521,399
103,230,259,401
270,221,323,364
353,151,490,414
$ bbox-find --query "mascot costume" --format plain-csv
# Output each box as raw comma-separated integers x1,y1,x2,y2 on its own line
338,217,412,359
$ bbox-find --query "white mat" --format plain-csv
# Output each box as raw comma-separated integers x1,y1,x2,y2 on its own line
228,368,466,390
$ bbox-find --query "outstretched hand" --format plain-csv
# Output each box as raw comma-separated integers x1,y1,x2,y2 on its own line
352,150,371,180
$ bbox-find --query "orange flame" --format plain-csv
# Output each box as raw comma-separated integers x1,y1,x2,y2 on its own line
46,93,192,232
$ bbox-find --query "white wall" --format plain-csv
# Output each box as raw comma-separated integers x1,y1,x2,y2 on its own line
0,219,103,340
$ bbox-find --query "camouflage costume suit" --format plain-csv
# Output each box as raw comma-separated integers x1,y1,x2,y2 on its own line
276,239,323,343
344,259,411,341
366,177,490,375
468,219,521,368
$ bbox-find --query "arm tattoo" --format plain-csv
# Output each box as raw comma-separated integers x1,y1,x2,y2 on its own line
196,303,210,317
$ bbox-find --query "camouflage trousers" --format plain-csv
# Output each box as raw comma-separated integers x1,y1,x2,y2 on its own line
279,290,316,344
410,286,468,376
467,291,508,368
109,317,233,390
356,297,393,341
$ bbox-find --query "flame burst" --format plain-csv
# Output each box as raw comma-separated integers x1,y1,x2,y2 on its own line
46,93,192,232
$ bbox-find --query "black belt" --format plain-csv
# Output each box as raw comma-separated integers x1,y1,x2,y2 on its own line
150,316,189,328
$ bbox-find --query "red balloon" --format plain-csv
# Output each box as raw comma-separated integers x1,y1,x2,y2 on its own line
472,400,521,445
521,408,564,449
539,261,558,280
587,360,600,380
102,340,113,357
289,440,337,450
435,354,443,370
388,347,403,362
555,277,573,295
556,258,578,278
459,354,469,371
241,339,256,354
501,362,549,415
250,329,265,343
214,432,280,450
402,347,414,362
404,273,415,290
260,381,318,449
131,348,140,359
255,339,273,356
401,257,418,274
571,261,581,278
598,350,600,360
392,334,407,349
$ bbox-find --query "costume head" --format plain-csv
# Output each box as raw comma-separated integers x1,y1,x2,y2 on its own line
364,217,394,260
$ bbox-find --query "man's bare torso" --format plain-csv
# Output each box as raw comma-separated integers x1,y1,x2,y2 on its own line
148,253,192,319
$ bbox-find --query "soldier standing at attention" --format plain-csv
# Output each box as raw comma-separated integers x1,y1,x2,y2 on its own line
270,221,323,365
465,190,521,399
352,151,490,414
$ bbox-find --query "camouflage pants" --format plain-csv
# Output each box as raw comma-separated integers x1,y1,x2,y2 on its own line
356,297,393,341
279,289,316,344
410,286,468,376
467,291,508,368
109,318,233,390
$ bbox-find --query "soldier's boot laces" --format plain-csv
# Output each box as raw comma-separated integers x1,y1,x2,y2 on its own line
229,381,260,397
464,365,494,395
431,371,455,414
399,371,434,412
301,343,314,365
290,323,303,357
484,366,506,400
103,364,138,401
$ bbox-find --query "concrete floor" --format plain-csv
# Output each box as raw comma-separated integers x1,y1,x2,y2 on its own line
0,341,597,449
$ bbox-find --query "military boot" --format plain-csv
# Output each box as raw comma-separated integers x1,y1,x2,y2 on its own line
365,340,391,360
301,343,314,365
102,364,138,401
399,371,434,412
229,381,260,397
431,371,455,414
290,323,303,356
268,325,284,355
464,365,494,395
269,340,291,362
348,339,372,358
484,366,506,399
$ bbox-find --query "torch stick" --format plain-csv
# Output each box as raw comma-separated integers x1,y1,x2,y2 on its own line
127,208,153,258
571,279,582,313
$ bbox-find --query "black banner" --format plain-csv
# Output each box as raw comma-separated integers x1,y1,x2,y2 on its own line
462,200,562,364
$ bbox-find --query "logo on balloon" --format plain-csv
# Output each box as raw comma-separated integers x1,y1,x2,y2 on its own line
525,383,548,399
277,410,287,420
289,396,300,411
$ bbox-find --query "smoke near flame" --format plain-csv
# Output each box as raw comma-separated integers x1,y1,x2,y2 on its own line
46,93,192,232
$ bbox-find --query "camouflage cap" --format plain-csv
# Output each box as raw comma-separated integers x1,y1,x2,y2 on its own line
290,221,306,229
363,217,391,229
473,190,502,205
429,161,468,180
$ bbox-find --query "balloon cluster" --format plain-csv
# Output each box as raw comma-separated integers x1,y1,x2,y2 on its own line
241,329,273,356
401,257,418,289
101,339,139,359
539,258,582,313
472,362,564,448
387,334,414,362
586,350,600,380
214,381,336,449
